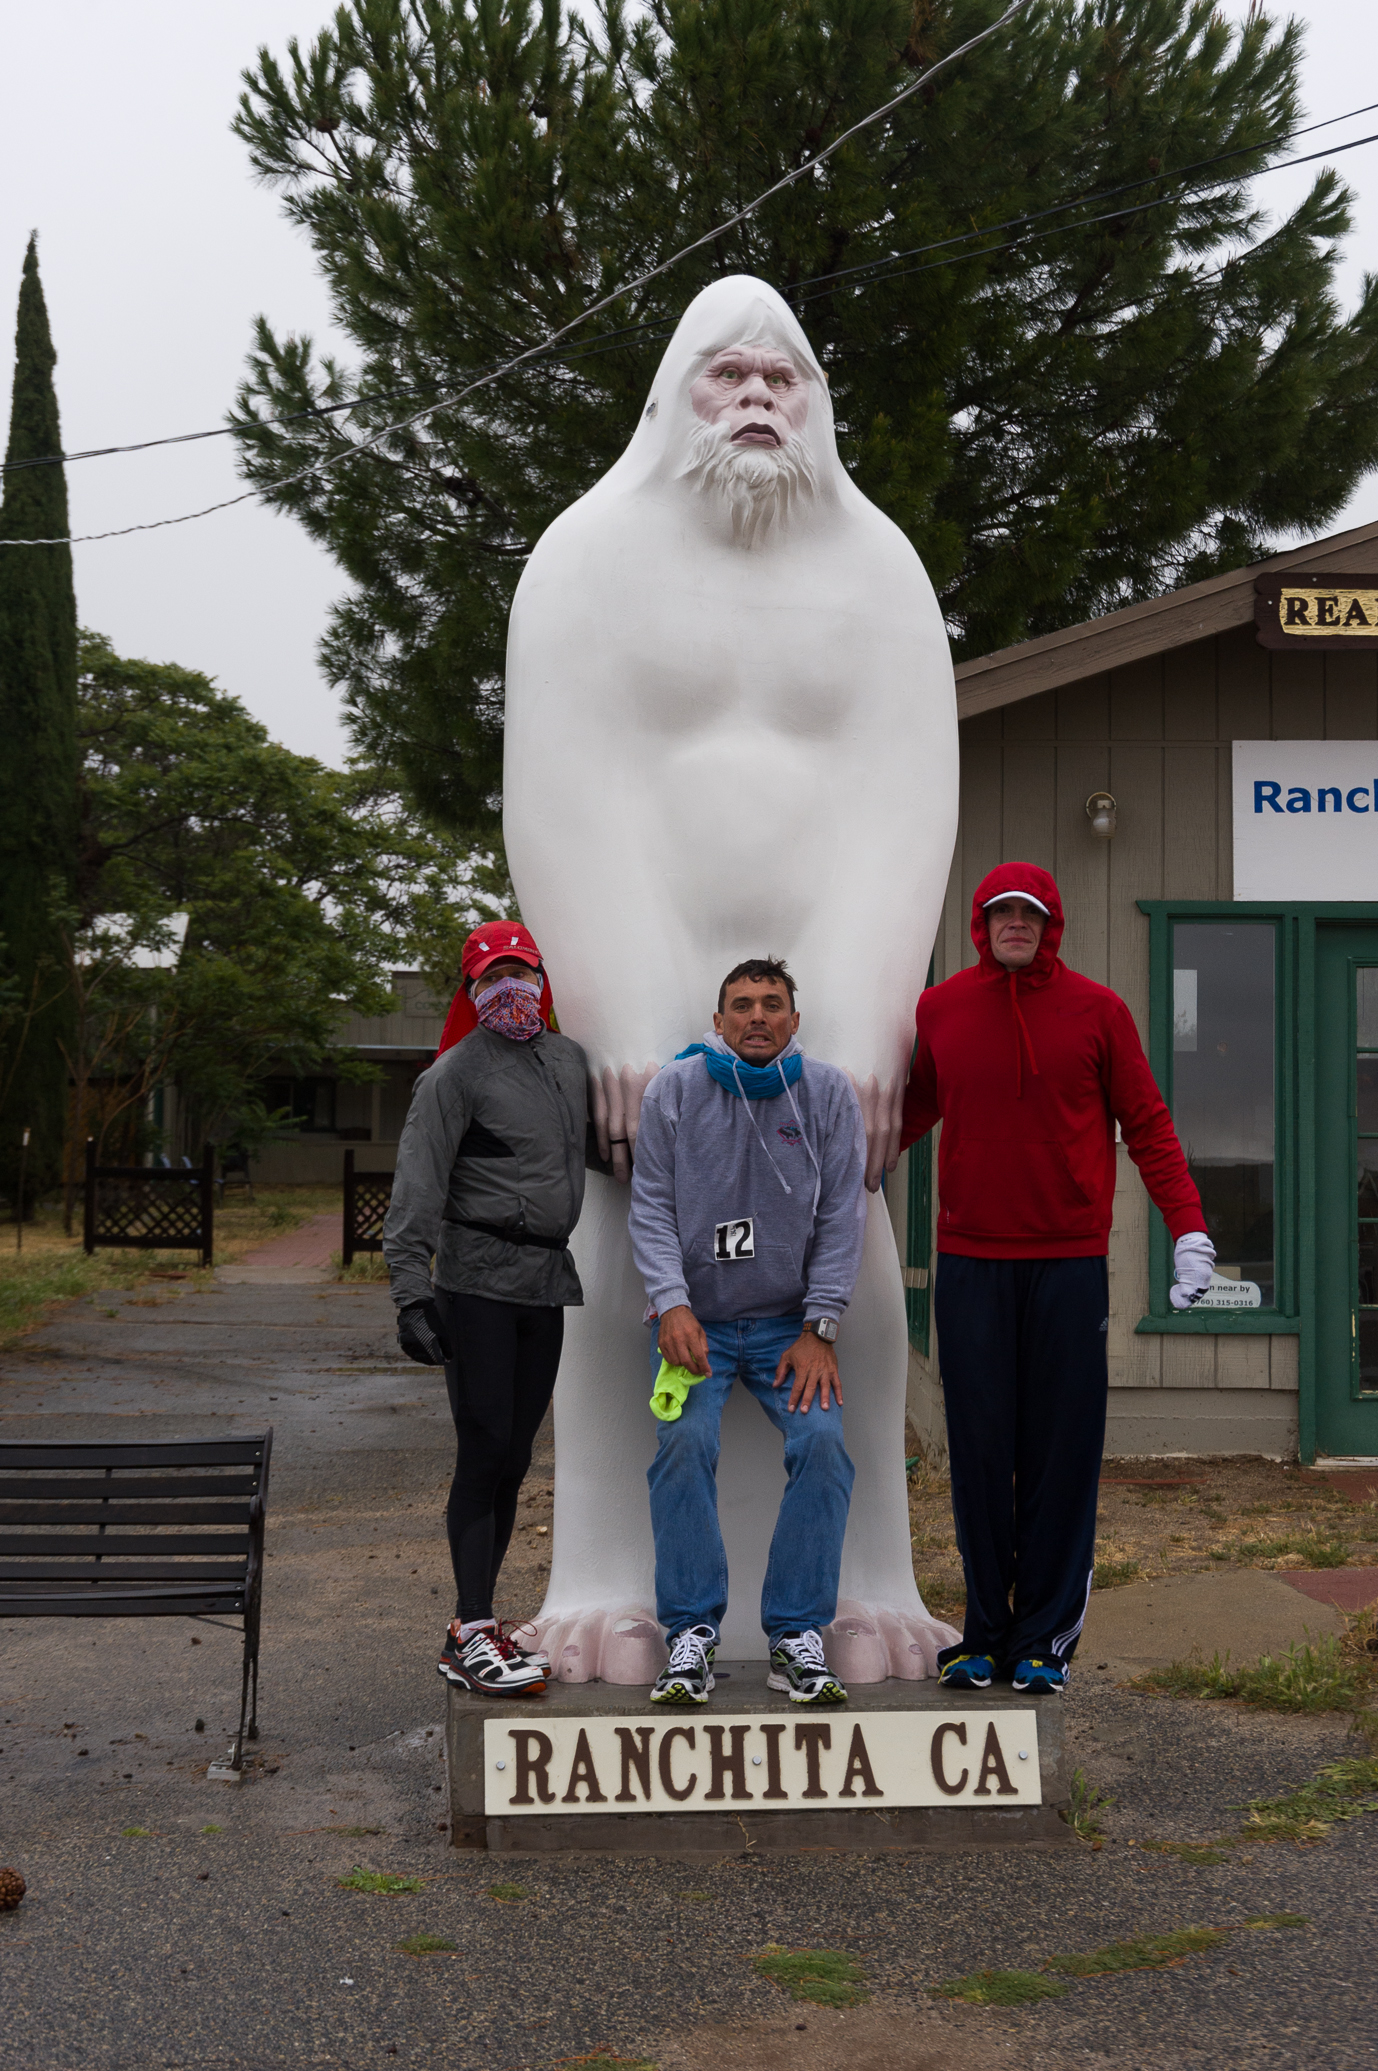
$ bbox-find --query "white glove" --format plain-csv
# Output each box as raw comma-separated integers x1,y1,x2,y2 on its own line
1170,1231,1216,1310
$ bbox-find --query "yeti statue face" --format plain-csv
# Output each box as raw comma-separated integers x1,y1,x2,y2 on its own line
688,343,812,445
680,339,818,549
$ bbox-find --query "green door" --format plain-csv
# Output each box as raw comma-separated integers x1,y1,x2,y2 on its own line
1315,925,1378,1458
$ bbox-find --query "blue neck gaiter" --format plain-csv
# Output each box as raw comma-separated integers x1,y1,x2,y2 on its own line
676,1040,804,1101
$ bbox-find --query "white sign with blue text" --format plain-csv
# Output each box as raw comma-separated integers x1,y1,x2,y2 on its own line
1233,741,1378,900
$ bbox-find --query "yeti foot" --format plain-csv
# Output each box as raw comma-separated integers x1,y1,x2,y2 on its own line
824,1598,961,1683
528,1606,667,1685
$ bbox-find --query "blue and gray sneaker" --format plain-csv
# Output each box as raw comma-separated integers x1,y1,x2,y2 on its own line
1012,1657,1068,1695
650,1623,717,1705
938,1653,995,1691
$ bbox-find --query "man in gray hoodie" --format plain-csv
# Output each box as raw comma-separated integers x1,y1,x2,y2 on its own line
629,957,867,1706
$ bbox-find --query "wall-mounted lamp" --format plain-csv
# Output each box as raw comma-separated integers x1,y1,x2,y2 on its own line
1085,791,1118,839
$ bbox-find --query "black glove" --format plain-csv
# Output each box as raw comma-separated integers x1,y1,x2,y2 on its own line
397,1298,454,1367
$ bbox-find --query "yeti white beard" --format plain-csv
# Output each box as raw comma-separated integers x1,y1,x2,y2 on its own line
678,418,819,548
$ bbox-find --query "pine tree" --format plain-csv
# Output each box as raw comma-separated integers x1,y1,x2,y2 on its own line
0,236,78,1208
232,0,1378,840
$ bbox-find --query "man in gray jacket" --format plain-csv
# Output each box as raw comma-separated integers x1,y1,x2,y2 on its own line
629,957,867,1706
384,922,589,1699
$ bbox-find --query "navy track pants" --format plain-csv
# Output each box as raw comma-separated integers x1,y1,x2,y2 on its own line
933,1254,1108,1671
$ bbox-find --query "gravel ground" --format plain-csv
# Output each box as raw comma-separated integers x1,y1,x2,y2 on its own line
1,1279,1375,2070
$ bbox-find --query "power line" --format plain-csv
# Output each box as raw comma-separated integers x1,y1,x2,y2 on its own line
5,90,1377,482
790,99,1378,301
0,0,1034,546
794,124,1378,307
4,15,1372,544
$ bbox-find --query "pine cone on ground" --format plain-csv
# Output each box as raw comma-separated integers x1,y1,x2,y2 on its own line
0,1867,25,1910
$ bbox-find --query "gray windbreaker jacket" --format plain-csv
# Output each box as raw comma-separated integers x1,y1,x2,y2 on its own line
383,1025,589,1310
629,1039,867,1325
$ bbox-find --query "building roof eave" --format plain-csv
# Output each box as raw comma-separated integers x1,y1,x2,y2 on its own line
954,515,1378,721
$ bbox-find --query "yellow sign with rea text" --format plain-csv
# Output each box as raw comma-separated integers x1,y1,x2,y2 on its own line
1254,574,1378,650
483,1709,1042,1814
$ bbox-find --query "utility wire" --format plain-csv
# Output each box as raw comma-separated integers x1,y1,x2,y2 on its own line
4,17,1372,543
0,0,1035,546
5,89,1377,481
794,124,1378,306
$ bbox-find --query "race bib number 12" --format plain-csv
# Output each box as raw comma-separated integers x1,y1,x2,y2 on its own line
713,1217,755,1262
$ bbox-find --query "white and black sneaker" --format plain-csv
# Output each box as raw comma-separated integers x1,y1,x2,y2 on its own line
767,1629,848,1704
649,1624,717,1705
437,1620,546,1697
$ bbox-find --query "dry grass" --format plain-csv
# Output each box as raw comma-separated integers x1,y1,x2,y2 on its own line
905,1435,1378,1630
0,1186,342,1348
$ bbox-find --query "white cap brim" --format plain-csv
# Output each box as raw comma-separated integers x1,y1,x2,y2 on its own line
982,891,1051,917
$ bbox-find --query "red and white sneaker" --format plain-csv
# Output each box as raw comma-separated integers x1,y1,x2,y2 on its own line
437,1621,546,1697
496,1620,552,1677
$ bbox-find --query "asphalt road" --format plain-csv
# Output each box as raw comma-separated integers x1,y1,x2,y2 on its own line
1,1277,1375,2070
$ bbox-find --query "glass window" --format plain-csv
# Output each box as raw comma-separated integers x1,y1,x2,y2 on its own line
1170,923,1276,1306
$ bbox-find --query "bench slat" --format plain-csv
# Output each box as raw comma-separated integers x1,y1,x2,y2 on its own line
0,1475,260,1502
0,1534,251,1558
0,1438,269,1469
0,1501,253,1527
0,1502,252,1526
0,1561,249,1581
0,1593,245,1617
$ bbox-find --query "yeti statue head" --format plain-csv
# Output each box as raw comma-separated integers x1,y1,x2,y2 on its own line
579,276,854,552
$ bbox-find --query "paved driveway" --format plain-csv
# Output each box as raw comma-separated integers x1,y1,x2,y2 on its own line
1,1277,1374,2069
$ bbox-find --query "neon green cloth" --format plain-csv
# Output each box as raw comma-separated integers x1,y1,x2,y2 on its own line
650,1358,708,1422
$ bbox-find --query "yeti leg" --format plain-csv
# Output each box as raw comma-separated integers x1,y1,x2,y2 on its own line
529,1175,665,1683
823,1195,959,1681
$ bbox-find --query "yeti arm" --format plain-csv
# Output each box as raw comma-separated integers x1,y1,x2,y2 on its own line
803,1078,868,1318
627,1078,691,1315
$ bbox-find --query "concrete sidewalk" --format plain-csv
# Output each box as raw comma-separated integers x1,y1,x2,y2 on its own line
2,1282,1376,2070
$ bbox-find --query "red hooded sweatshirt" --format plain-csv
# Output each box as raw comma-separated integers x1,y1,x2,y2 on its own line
900,862,1204,1259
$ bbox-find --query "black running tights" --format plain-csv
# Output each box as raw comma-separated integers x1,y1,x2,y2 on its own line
434,1288,563,1623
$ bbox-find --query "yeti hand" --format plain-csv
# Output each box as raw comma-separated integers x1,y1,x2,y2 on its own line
847,1069,907,1193
590,1062,660,1183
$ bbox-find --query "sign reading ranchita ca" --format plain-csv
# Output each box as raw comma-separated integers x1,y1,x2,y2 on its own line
484,1709,1042,1815
1255,573,1378,649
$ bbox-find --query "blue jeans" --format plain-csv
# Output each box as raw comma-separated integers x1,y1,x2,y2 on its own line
646,1313,855,1645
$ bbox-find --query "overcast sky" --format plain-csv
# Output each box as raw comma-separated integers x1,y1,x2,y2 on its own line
1,1,1374,767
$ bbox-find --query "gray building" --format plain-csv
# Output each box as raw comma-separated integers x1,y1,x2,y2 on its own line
892,516,1378,1470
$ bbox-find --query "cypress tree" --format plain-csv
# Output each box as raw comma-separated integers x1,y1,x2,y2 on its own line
0,235,78,1208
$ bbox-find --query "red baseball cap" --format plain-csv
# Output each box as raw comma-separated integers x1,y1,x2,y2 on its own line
461,922,543,983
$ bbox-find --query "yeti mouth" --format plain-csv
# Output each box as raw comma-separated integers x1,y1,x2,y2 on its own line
731,423,781,447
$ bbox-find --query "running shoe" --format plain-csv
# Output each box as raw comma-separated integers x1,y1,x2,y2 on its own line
938,1653,995,1691
1011,1657,1068,1695
649,1624,717,1705
437,1621,546,1696
766,1630,848,1704
497,1619,552,1676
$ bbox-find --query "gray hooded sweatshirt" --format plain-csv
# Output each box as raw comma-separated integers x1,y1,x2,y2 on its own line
629,1036,867,1325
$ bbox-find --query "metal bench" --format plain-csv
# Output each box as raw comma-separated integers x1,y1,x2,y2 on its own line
0,1432,272,1770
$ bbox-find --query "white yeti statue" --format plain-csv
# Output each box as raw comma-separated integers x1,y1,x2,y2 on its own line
503,274,959,1681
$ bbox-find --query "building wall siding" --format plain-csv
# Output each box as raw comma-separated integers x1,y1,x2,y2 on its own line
903,625,1375,1442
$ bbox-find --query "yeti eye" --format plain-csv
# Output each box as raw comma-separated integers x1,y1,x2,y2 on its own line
767,373,789,387
719,365,743,380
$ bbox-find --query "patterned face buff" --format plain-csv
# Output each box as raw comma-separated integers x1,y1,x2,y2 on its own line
474,974,544,1041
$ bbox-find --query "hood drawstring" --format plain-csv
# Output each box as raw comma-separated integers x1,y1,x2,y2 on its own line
1009,973,1040,1098
727,1051,795,1196
780,1070,823,1220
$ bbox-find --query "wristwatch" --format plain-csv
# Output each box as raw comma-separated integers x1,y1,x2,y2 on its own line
803,1316,839,1343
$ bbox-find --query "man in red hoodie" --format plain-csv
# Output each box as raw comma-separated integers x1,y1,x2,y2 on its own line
900,863,1215,1695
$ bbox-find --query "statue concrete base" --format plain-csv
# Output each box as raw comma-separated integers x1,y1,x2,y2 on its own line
446,1668,1071,1855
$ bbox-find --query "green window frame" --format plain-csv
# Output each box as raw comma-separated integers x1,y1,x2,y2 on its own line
1138,903,1298,1334
1138,902,1297,1335
905,1131,933,1355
